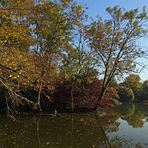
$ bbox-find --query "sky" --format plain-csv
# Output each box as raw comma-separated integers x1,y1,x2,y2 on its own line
77,0,148,81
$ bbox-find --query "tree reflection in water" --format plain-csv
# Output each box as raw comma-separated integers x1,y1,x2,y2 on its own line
115,104,146,128
0,104,148,147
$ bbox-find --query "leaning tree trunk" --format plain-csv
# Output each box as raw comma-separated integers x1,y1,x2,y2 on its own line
95,85,108,110
98,86,107,101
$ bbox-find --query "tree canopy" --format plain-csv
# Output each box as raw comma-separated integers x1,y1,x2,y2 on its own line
0,1,148,113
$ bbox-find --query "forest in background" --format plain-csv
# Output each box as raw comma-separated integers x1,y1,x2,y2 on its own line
0,0,148,114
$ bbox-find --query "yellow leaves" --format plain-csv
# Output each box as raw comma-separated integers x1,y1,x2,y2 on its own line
0,40,7,45
0,48,33,81
0,44,57,91
1,14,6,19
62,0,69,7
0,11,34,48
0,0,81,93
0,26,30,47
9,72,20,79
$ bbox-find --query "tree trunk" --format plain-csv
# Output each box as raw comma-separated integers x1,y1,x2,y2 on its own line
99,87,106,101
71,83,74,112
37,81,42,112
95,86,108,110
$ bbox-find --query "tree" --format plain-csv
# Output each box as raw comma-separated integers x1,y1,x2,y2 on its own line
86,6,148,103
124,74,142,92
140,80,148,101
118,86,134,102
0,0,36,113
56,4,97,111
0,0,86,112
28,0,85,111
123,74,142,101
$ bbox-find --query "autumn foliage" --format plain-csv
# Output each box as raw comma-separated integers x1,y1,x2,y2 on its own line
0,0,148,113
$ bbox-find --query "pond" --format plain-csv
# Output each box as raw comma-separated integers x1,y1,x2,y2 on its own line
0,104,148,148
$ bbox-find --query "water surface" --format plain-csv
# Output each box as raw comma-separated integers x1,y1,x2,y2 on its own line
0,104,148,148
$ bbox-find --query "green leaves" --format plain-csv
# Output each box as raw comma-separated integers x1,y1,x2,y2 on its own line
118,86,135,102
